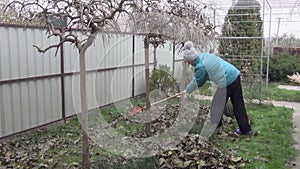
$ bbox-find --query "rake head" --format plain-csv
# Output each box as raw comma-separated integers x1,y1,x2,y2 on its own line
131,106,144,116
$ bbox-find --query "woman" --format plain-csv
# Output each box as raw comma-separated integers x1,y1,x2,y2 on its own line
182,41,252,135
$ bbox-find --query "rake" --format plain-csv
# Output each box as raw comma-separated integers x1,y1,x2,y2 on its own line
131,92,183,115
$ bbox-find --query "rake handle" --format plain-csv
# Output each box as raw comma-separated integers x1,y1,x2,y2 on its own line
150,92,182,106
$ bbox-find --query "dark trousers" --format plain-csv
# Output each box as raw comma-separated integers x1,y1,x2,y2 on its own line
211,76,252,132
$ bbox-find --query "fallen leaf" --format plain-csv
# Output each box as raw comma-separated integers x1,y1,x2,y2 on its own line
232,156,243,163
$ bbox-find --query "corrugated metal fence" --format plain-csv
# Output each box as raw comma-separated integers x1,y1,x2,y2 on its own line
0,25,184,139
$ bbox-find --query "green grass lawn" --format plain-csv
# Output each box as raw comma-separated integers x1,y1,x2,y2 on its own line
0,82,299,168
261,82,300,102
211,82,299,168
213,103,298,169
207,81,299,168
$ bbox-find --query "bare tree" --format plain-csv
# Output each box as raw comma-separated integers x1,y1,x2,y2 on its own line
2,0,220,166
273,33,300,48
3,0,136,168
127,0,218,50
0,0,27,24
124,0,217,135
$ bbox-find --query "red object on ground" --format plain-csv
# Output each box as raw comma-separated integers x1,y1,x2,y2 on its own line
130,92,183,116
131,106,144,115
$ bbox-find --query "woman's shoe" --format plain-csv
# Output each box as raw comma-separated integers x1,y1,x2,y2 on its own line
236,128,253,135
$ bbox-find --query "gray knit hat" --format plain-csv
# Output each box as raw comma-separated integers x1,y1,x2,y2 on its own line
183,41,198,61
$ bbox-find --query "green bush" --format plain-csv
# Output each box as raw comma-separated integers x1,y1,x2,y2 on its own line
150,64,179,96
267,53,300,82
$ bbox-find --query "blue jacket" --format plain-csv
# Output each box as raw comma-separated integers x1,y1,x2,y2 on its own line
186,53,240,94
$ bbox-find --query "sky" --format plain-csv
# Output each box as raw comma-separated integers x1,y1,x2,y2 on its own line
201,0,300,39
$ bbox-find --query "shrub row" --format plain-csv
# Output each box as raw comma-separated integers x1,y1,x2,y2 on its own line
264,53,300,83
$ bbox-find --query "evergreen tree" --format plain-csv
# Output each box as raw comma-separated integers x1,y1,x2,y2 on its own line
219,0,263,101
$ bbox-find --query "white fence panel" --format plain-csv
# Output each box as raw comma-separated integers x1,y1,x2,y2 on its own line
0,79,62,137
0,87,3,136
64,47,79,73
156,41,174,69
0,25,178,139
64,33,136,117
0,26,62,138
1,84,14,135
0,27,10,81
134,36,150,65
64,75,78,118
0,27,60,81
174,43,184,81
132,35,155,96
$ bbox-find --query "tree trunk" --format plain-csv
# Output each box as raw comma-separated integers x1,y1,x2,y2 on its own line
180,62,187,113
153,46,157,70
79,35,95,169
79,51,90,169
144,36,151,135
